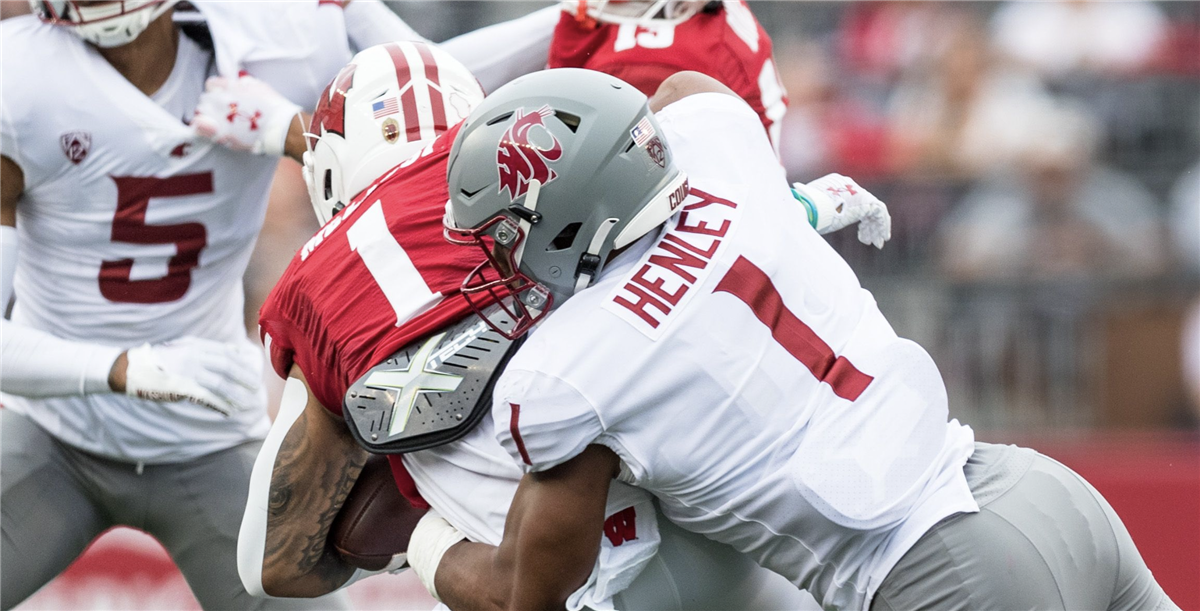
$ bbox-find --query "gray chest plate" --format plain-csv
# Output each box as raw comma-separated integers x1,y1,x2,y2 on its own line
343,308,523,454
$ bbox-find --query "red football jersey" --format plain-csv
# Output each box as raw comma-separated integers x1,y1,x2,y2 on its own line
549,1,787,147
260,124,480,412
259,125,482,507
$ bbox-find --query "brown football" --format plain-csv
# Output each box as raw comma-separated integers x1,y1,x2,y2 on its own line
331,454,425,570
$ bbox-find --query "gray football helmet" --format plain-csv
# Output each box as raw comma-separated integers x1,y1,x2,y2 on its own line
444,68,689,339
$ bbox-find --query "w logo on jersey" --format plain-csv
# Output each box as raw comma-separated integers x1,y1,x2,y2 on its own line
496,105,562,201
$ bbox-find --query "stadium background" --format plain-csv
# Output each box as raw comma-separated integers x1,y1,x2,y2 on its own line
4,1,1197,609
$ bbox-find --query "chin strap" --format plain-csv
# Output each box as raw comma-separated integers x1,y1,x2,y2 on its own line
574,218,618,294
511,179,542,269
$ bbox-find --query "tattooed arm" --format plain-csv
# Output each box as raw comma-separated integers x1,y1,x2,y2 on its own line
238,366,370,598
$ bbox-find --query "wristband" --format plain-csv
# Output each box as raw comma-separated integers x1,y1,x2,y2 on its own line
407,510,466,602
790,181,837,233
260,108,302,157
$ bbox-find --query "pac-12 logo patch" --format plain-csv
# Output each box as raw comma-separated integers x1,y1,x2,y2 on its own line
496,105,562,202
646,136,666,168
60,131,91,165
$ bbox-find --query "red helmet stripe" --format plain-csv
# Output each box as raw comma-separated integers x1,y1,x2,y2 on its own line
382,43,423,142
383,42,414,91
414,44,449,134
399,87,421,142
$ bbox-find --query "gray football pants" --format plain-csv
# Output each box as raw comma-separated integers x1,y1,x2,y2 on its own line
1,409,347,611
872,442,1178,611
614,507,821,611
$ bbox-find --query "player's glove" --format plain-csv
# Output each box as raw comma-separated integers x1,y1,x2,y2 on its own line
123,337,263,417
791,173,892,249
407,509,467,602
191,74,301,157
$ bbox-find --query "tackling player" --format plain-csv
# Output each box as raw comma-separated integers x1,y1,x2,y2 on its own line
0,2,555,609
550,0,788,149
241,41,821,609
416,69,1178,611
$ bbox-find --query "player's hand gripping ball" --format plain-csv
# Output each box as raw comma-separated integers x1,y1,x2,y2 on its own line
331,455,423,571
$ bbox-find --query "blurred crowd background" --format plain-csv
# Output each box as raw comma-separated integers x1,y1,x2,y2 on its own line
248,0,1200,434
0,0,1192,447
2,0,1190,434
4,2,1197,608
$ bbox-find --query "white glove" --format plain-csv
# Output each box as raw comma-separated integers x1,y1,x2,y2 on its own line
407,509,466,602
192,74,301,157
124,337,263,417
791,173,892,249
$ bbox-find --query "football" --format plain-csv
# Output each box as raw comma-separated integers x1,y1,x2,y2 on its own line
331,454,425,570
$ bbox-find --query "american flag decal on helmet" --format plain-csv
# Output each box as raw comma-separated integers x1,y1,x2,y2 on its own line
496,105,563,202
630,116,655,147
372,97,399,119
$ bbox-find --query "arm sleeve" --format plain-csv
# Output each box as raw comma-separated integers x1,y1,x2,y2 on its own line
439,6,559,94
238,375,309,597
1,228,118,398
1,320,122,397
491,368,605,474
342,0,429,51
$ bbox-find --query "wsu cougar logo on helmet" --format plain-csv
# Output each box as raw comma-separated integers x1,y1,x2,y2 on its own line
496,105,563,201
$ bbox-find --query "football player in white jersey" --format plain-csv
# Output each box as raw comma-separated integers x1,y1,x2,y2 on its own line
239,41,820,611
414,69,1179,610
0,1,557,609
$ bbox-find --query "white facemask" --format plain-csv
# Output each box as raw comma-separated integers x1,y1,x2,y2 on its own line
30,0,179,48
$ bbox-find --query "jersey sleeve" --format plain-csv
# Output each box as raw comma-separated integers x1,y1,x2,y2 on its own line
257,287,296,380
655,92,785,186
342,0,428,52
439,6,558,95
492,368,605,474
201,1,352,110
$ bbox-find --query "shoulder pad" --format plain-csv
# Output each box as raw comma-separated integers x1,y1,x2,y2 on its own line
343,307,524,454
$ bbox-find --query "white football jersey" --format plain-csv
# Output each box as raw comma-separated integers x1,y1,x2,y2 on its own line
0,11,350,462
404,419,661,611
492,93,978,611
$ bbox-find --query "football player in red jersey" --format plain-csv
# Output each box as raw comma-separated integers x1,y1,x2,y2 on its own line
240,41,822,609
0,3,578,608
550,0,788,151
0,3,363,609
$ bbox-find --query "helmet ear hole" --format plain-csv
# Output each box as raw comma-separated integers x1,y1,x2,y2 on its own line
486,112,515,127
547,222,583,252
323,169,333,201
554,111,582,133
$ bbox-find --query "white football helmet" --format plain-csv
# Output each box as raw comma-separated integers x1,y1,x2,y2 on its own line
304,41,484,226
562,0,707,26
29,0,180,48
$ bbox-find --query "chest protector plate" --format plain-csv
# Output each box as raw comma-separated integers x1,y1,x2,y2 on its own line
343,307,523,454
